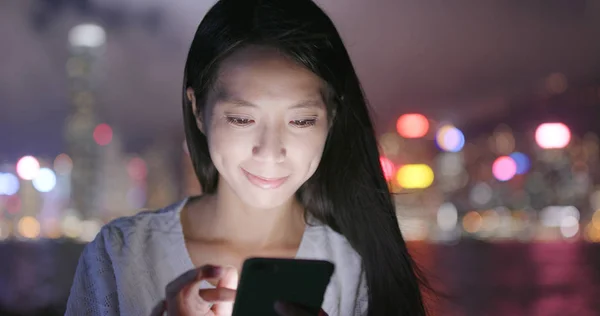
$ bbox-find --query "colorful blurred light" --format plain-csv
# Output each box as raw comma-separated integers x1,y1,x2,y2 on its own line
54,153,73,175
535,123,571,149
379,156,395,181
396,114,429,138
93,123,113,146
127,157,148,182
396,164,434,189
18,216,41,239
509,152,530,175
16,156,40,180
436,125,465,152
32,168,57,193
492,156,517,182
462,211,483,233
0,173,20,196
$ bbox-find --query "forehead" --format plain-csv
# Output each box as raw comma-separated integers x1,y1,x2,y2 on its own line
210,46,325,104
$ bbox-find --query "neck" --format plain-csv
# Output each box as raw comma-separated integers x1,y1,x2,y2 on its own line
192,180,306,249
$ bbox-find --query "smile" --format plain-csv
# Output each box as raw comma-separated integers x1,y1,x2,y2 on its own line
241,168,289,189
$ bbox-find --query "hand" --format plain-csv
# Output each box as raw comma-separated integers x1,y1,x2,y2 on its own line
160,265,238,316
274,301,329,316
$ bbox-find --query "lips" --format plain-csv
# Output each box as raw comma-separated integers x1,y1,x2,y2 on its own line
242,168,289,189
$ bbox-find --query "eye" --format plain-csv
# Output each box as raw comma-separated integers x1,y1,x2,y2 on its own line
290,118,317,128
226,116,255,127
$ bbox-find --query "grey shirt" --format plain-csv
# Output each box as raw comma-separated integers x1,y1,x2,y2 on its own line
65,198,369,315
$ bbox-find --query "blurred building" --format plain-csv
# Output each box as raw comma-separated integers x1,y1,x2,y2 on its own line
64,25,106,220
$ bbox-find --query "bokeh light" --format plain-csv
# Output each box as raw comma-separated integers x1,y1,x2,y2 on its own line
592,210,600,230
481,210,500,232
69,23,106,48
0,173,20,196
396,164,434,189
463,211,483,233
61,214,83,239
127,157,148,182
16,156,40,180
54,153,73,175
560,215,579,238
32,168,57,193
396,114,429,139
492,156,517,182
535,123,571,149
437,203,458,231
436,125,465,152
93,123,113,146
18,216,41,239
470,182,493,206
379,156,396,181
509,152,531,175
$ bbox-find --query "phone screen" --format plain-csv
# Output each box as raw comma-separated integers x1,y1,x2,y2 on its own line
231,257,335,316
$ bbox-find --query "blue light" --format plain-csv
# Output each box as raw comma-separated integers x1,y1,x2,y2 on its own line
436,126,465,152
509,152,530,175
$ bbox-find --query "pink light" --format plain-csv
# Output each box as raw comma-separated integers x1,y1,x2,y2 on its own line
93,124,113,146
127,157,147,182
535,123,571,149
492,156,517,182
379,156,395,181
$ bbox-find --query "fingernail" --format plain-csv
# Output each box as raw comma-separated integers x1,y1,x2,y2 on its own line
202,265,222,277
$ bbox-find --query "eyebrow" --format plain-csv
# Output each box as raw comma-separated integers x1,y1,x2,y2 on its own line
214,88,325,110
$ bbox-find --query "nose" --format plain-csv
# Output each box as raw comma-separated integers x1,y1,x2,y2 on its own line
252,125,286,163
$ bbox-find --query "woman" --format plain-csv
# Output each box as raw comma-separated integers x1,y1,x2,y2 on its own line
65,0,429,315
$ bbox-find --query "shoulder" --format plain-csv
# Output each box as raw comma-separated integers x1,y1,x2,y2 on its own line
88,198,187,259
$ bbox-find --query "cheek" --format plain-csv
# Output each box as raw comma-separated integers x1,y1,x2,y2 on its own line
207,124,252,164
289,131,328,168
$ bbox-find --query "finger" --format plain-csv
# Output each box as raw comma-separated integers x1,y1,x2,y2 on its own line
165,268,200,299
212,265,239,316
217,265,239,289
180,265,225,311
198,287,237,302
167,265,224,315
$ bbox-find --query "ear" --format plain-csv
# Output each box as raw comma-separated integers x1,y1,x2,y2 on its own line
186,87,204,133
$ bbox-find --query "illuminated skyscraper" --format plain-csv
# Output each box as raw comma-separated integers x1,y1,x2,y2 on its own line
64,24,107,218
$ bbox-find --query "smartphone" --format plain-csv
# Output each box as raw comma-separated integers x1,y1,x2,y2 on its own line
231,257,335,316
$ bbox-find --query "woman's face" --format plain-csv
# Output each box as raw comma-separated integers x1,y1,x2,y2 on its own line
192,46,330,209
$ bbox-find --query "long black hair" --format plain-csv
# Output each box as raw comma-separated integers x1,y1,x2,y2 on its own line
183,0,429,315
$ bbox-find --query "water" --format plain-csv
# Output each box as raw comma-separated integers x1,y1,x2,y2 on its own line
0,240,598,315
415,241,600,315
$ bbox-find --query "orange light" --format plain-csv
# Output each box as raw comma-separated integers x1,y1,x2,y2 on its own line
396,114,429,139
